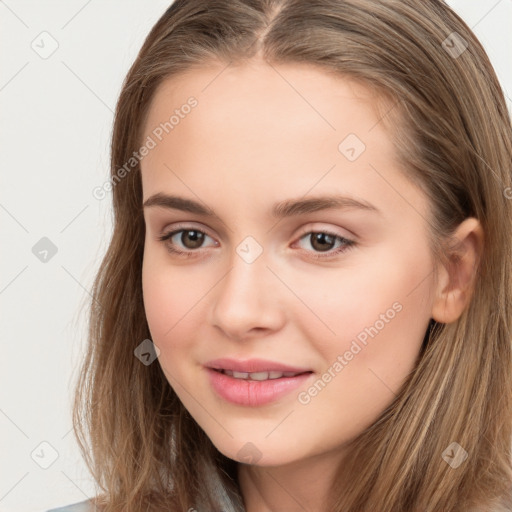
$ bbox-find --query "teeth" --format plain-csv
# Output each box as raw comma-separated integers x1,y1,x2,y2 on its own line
222,370,302,380
244,371,268,381
232,371,250,379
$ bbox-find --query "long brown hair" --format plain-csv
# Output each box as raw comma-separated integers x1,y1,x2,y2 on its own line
73,1,512,510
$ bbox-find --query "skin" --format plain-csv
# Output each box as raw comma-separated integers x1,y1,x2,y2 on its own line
140,59,483,512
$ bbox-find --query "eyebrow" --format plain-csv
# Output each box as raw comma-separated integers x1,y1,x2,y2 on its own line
142,192,380,218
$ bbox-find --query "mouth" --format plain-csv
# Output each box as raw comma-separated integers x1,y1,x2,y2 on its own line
205,367,315,406
205,357,313,375
211,368,313,381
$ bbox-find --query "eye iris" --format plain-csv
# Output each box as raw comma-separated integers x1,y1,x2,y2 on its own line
182,230,204,249
311,233,335,252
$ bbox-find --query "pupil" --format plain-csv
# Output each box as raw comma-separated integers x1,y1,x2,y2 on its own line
312,233,334,252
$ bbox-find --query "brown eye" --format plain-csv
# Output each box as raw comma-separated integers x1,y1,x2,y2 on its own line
296,230,355,259
309,232,336,252
157,227,216,256
179,230,205,249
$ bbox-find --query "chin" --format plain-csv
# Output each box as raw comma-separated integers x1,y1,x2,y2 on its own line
209,436,302,467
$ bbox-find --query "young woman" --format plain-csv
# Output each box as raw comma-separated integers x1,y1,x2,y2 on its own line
49,0,512,510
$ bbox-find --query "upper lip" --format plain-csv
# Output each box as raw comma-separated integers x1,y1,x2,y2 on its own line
205,357,312,374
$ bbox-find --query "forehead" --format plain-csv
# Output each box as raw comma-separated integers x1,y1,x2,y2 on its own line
143,60,387,142
141,61,397,171
139,60,427,224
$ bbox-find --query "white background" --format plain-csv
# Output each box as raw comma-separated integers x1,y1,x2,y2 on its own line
1,1,511,511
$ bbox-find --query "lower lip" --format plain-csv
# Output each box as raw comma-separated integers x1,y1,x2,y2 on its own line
206,368,313,406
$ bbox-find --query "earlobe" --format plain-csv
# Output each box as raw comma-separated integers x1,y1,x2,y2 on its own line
431,217,484,324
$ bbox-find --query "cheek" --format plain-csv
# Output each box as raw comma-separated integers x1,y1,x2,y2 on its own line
142,250,216,376
294,251,433,438
142,252,197,348
301,244,429,327
300,244,433,377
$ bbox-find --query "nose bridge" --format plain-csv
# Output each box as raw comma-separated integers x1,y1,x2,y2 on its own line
209,236,283,337
218,240,270,311
224,232,269,292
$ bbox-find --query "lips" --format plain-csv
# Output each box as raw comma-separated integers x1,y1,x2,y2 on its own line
204,357,314,406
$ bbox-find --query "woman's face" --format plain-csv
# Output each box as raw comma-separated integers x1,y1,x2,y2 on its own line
140,60,437,467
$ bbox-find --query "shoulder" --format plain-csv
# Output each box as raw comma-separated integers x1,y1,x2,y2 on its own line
45,499,97,512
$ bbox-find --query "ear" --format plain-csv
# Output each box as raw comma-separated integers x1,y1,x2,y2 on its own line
431,217,484,324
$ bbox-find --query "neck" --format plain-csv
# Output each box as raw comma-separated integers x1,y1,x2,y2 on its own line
237,447,346,512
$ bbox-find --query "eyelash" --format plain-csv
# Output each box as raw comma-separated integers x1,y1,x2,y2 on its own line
156,226,356,260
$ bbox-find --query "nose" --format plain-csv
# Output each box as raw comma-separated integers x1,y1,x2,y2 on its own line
208,245,286,341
